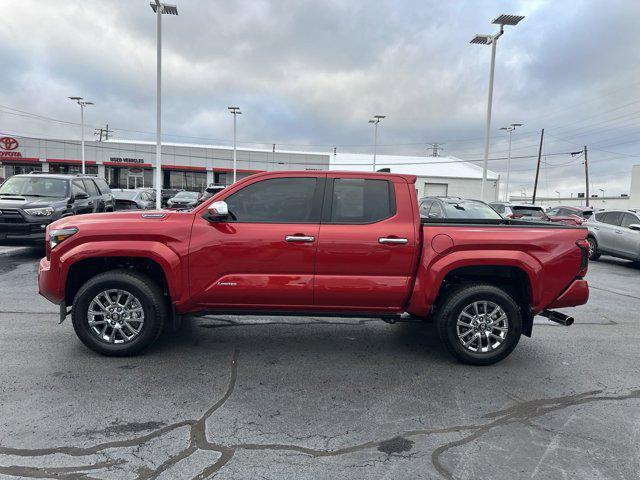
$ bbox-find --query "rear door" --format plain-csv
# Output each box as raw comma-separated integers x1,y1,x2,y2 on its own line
188,175,325,308
314,174,418,311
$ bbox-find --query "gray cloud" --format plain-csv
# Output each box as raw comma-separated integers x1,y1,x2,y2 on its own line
1,0,639,196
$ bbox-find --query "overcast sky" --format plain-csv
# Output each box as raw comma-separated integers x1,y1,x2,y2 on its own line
1,0,639,197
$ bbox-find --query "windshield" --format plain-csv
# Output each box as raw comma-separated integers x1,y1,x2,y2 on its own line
512,206,545,217
442,201,502,219
112,190,138,200
0,176,68,197
174,191,198,199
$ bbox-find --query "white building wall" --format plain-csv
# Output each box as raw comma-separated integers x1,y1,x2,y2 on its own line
415,176,499,201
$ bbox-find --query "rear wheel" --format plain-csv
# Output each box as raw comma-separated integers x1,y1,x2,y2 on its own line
587,236,601,261
72,270,166,356
436,283,522,365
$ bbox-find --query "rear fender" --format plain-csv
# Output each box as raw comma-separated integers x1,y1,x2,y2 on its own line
406,250,541,317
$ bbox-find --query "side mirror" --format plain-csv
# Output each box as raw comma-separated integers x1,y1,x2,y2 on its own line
629,224,640,231
204,201,229,222
75,192,89,200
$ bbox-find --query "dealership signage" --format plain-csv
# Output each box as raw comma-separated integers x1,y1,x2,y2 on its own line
109,157,144,164
0,137,22,158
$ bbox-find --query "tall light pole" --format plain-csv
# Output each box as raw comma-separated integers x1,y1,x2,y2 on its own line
471,14,524,200
369,115,385,171
68,97,94,174
228,107,242,183
499,122,523,201
150,1,178,209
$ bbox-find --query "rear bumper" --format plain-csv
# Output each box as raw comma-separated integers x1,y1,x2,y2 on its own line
546,279,589,309
38,257,64,304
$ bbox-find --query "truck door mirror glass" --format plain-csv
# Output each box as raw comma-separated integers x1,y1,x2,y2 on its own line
205,201,229,221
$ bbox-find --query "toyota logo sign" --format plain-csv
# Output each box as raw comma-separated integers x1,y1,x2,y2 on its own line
0,137,19,150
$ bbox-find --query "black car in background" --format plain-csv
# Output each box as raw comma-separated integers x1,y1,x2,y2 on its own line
160,188,184,207
112,188,156,210
166,190,202,209
0,173,113,245
419,197,503,221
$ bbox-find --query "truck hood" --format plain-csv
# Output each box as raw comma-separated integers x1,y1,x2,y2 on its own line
49,209,187,230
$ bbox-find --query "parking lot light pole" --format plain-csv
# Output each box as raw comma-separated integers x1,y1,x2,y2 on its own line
150,1,178,209
68,97,94,174
228,107,242,183
471,14,524,201
499,122,523,201
369,115,385,171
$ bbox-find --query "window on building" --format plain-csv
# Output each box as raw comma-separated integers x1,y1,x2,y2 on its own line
329,178,395,224
225,177,320,223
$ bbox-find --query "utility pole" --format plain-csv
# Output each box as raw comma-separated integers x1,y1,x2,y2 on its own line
532,128,544,204
94,124,113,142
95,128,103,142
584,145,590,207
369,115,385,171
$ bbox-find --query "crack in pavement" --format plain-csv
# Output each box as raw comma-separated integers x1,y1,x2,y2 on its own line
1,347,638,480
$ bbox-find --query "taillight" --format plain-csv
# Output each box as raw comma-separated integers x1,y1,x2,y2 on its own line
505,213,513,218
575,238,589,276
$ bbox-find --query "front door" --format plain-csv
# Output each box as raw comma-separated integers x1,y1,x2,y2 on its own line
314,174,418,312
188,175,325,309
71,179,94,214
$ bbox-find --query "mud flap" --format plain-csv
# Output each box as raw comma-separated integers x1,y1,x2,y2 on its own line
59,301,71,324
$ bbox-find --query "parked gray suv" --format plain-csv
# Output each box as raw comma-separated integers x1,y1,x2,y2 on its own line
586,209,640,261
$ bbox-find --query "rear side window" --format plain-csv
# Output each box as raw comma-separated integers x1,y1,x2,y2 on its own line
328,178,395,223
225,177,321,223
621,213,639,228
83,179,100,196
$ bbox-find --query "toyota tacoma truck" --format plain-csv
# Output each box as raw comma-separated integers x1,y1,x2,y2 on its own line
38,171,590,365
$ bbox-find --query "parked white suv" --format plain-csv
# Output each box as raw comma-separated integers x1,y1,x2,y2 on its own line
586,209,640,261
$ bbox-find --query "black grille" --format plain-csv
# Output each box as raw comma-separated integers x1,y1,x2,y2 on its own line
0,208,25,224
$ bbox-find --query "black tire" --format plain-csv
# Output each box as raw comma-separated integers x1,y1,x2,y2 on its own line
436,283,522,366
72,269,166,356
587,236,601,261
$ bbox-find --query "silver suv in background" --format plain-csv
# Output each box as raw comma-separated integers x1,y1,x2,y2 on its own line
586,209,640,262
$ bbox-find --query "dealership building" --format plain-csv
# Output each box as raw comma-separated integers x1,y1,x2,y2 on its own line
1,134,499,200
0,134,329,190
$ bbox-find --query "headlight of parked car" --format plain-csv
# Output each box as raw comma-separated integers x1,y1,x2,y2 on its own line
24,207,54,217
49,227,78,250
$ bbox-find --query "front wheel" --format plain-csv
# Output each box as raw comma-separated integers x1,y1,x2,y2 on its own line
72,270,166,356
436,283,522,365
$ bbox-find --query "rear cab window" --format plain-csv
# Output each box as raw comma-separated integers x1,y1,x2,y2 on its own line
325,178,395,224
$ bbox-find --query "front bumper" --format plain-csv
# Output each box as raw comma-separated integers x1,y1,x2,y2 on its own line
0,220,50,245
546,279,589,309
38,257,64,304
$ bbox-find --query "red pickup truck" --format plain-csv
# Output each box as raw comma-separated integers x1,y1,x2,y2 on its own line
38,171,590,365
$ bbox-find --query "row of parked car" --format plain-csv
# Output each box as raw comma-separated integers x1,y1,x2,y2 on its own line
0,172,225,245
419,196,640,263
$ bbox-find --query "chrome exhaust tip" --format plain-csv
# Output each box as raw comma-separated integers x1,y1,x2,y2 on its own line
540,309,574,326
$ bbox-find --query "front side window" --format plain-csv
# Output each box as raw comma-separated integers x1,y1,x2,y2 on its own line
602,212,623,225
225,177,320,223
72,180,87,197
329,178,394,223
83,179,100,196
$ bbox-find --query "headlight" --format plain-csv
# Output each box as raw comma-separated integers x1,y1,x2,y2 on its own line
49,227,78,250
24,207,54,217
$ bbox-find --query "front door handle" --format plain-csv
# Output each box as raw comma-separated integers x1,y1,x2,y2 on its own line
379,237,408,245
615,230,623,234
285,235,315,243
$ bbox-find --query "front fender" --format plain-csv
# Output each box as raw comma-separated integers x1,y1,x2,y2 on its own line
58,240,185,303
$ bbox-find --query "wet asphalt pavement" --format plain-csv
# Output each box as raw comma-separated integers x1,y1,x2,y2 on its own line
0,246,638,479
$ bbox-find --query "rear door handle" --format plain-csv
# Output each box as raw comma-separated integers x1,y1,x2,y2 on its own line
379,237,408,245
285,235,315,243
